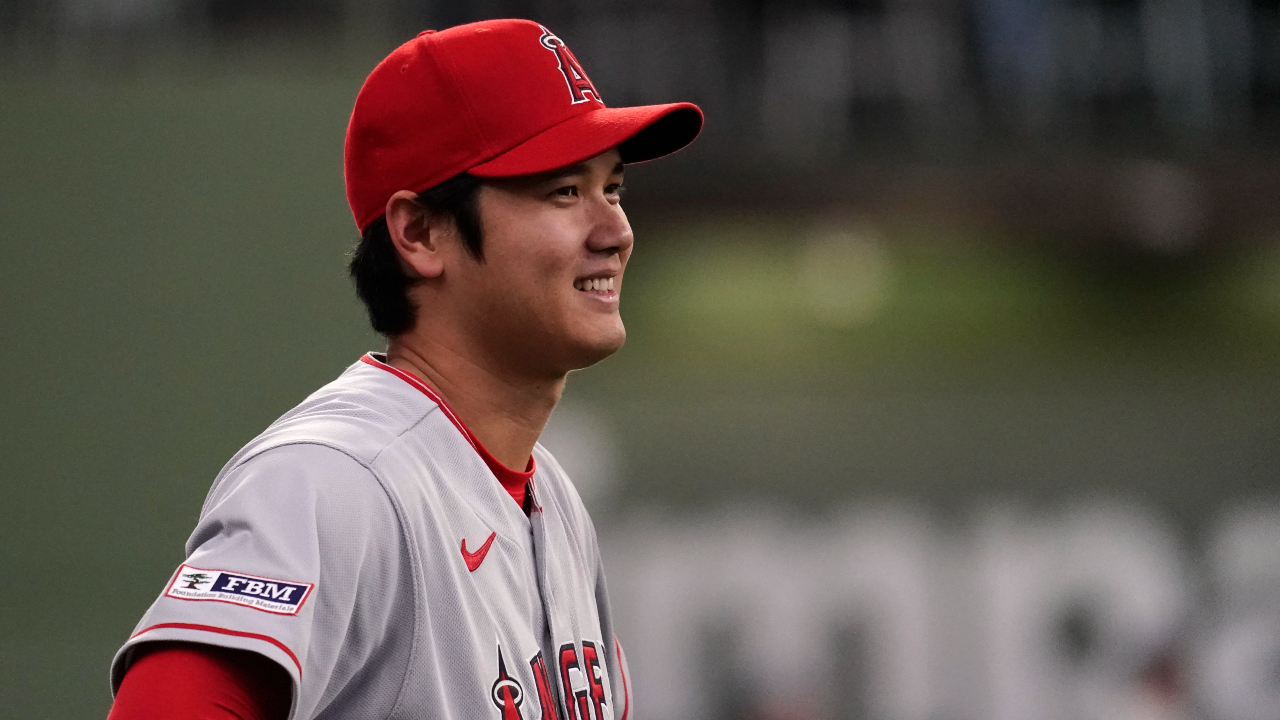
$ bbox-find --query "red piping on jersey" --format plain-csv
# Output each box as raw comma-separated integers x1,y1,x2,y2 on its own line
360,354,536,506
360,354,477,451
615,638,630,720
131,623,302,677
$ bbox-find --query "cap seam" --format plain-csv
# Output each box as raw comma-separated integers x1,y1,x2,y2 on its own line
427,34,493,157
479,104,603,169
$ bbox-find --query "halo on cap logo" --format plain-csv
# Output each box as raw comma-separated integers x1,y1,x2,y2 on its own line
538,26,602,105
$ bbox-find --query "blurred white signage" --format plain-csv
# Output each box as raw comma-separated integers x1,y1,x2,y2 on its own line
603,504,1280,720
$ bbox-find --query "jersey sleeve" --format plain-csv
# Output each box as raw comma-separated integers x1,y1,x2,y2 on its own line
110,443,411,720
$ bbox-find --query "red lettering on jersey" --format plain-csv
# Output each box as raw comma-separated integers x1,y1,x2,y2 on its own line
559,643,592,720
581,640,608,720
529,652,561,720
538,27,601,105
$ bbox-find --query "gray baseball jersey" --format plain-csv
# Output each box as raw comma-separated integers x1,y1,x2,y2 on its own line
110,353,632,720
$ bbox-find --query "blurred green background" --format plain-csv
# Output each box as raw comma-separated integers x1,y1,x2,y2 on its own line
4,5,1280,718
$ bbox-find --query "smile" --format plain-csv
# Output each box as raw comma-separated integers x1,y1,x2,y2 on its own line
573,277,615,293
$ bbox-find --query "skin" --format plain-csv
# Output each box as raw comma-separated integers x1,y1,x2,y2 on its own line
383,149,632,470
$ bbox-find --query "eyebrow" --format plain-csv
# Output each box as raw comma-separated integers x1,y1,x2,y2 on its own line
544,161,625,181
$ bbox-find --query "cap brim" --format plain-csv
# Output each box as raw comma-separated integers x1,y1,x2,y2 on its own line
468,102,703,178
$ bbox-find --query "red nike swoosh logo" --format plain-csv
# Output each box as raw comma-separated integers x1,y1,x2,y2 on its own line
461,531,497,572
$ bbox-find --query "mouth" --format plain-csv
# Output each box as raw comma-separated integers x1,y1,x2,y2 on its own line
573,275,617,294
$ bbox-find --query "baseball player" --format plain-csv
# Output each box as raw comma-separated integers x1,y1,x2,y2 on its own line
105,18,701,720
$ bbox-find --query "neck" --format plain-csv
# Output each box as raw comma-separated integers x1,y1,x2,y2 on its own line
384,333,565,470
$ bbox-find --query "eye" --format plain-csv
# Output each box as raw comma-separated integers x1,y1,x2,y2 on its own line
605,182,626,197
553,185,579,198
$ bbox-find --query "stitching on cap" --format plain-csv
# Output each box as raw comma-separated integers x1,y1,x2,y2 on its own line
428,34,492,155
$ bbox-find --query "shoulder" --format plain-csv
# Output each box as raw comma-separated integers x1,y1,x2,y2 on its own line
209,356,450,493
207,442,379,504
256,356,444,461
192,443,399,549
196,356,466,525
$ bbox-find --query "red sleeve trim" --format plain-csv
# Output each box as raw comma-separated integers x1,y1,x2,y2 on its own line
614,637,630,720
131,622,302,677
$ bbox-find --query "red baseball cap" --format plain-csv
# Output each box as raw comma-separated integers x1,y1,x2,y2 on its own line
344,19,704,231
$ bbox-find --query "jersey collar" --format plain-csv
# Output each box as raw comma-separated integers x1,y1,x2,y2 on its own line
359,353,536,501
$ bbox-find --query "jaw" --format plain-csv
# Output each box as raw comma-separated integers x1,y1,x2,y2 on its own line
458,271,629,376
564,271,626,357
559,305,626,370
467,287,626,377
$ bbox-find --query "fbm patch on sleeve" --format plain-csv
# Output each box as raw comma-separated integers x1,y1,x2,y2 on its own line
165,564,313,615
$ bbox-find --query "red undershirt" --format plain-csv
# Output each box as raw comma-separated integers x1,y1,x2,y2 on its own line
466,427,536,513
107,364,535,719
108,643,291,720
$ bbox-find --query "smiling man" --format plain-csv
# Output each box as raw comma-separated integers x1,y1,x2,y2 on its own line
106,19,701,720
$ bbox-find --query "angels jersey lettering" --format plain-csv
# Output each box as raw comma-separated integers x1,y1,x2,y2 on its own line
111,354,633,720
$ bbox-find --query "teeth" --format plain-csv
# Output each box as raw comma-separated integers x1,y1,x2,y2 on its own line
576,277,616,292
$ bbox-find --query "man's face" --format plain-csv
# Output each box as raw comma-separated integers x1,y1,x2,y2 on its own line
450,149,632,377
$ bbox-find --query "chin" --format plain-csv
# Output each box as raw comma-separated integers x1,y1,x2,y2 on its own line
563,325,626,371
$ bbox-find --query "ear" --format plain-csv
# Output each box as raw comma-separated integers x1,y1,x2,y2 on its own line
385,190,448,279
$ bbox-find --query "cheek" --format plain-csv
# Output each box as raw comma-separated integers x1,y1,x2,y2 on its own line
514,244,574,300
484,229,579,310
516,223,582,287
475,201,589,316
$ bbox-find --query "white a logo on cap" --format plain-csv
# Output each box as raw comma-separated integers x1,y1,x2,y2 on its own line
539,26,602,105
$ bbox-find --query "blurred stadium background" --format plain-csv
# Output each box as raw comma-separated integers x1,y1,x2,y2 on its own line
3,0,1280,718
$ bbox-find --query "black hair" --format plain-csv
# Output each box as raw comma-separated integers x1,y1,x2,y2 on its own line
348,173,484,336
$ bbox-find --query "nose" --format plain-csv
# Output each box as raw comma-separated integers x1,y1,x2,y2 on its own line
584,193,633,258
